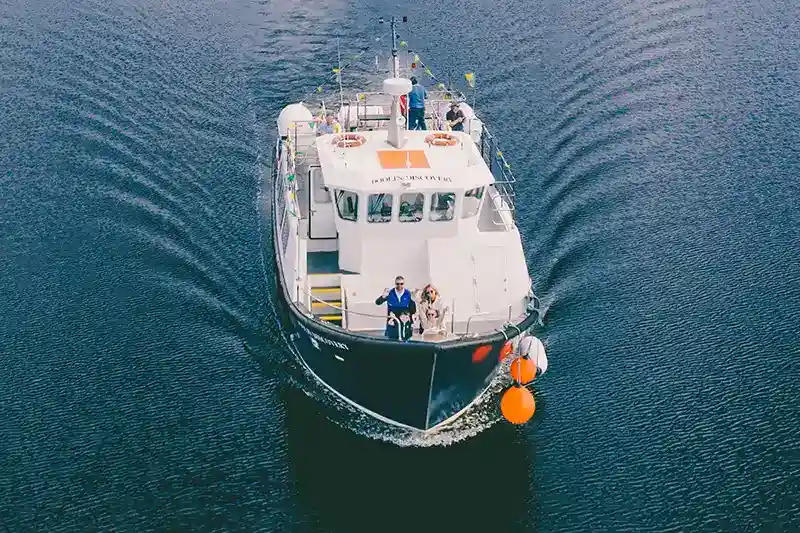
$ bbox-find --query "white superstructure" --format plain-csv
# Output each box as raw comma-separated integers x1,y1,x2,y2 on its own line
273,79,534,341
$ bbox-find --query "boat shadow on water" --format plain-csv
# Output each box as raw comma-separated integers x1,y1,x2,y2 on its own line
281,384,538,533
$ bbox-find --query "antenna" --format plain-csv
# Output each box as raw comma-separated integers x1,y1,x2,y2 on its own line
336,37,344,109
380,15,406,78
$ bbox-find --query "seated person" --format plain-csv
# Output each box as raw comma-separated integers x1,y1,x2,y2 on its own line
375,276,416,338
445,101,465,132
317,113,342,135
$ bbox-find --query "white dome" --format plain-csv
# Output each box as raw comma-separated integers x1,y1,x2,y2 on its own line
383,77,412,97
277,103,313,136
454,101,476,119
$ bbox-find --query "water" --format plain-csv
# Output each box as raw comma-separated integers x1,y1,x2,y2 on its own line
2,0,798,531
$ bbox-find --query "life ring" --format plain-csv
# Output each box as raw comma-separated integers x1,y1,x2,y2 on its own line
425,132,457,147
332,133,366,148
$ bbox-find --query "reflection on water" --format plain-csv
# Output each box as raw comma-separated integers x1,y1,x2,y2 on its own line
282,385,536,533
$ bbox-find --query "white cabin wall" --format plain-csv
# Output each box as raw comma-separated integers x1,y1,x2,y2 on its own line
337,219,361,273
426,229,529,325
282,215,299,302
359,238,430,291
427,238,475,320
297,236,308,292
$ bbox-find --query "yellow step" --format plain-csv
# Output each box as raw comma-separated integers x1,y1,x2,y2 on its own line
318,315,343,322
310,286,341,294
312,301,342,308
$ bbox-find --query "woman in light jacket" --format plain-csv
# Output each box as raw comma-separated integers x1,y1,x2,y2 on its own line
415,284,448,335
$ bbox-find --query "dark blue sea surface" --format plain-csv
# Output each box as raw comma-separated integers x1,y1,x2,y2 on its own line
2,0,798,531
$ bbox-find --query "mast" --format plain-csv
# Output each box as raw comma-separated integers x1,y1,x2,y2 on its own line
336,37,344,108
380,15,405,78
390,16,399,78
380,14,409,148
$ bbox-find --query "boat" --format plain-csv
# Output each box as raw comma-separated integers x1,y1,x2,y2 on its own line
266,16,546,432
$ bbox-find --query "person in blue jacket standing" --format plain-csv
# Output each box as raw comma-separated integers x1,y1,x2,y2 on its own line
375,276,417,339
407,77,427,130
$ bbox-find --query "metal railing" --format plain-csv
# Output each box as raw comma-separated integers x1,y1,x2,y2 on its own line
347,90,465,131
296,283,528,340
478,125,517,218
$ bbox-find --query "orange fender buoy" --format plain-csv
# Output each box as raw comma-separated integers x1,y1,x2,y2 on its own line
509,356,536,385
472,344,492,363
500,385,535,424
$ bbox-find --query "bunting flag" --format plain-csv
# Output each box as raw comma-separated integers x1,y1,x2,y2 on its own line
465,71,475,88
402,48,473,100
300,40,475,109
301,43,372,102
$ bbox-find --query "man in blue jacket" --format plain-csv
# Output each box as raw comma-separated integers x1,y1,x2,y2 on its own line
407,77,427,130
375,276,417,338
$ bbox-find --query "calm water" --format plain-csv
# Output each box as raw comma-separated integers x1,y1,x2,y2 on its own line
2,0,798,531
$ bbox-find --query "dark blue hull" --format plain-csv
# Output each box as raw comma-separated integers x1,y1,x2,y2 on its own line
271,256,539,431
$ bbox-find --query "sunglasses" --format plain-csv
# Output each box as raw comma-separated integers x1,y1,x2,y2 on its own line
395,282,404,286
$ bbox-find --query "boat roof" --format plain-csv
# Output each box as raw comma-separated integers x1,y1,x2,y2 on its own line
315,130,494,192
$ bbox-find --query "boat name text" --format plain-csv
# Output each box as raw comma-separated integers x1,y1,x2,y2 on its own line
371,175,452,185
297,321,350,351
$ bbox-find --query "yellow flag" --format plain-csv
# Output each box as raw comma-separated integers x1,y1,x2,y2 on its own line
332,68,341,73
465,71,475,88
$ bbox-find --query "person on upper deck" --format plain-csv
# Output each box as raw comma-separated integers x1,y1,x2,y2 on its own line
376,276,417,338
407,77,427,131
445,101,465,132
317,113,341,135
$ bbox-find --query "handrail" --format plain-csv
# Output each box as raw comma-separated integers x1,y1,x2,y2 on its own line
464,304,519,336
296,282,528,340
298,286,388,320
352,91,463,130
343,287,349,329
464,311,492,335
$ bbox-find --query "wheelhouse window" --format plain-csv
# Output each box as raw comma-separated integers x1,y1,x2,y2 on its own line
335,190,358,221
461,187,485,218
399,192,424,222
367,193,393,223
429,192,456,221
